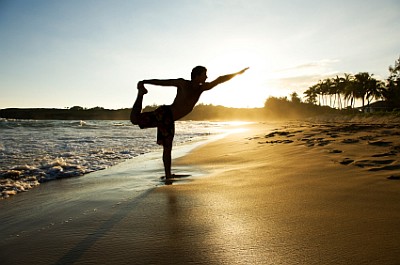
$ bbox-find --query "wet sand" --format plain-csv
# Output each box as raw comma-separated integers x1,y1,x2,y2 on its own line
1,121,400,264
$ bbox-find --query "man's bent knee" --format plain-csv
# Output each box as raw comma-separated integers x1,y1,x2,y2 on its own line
130,115,138,125
130,111,142,126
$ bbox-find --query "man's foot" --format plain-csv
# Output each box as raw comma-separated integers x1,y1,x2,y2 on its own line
137,81,148,95
160,175,173,185
164,179,173,185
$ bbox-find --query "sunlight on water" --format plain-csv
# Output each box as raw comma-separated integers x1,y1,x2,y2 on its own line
215,121,254,134
218,121,254,126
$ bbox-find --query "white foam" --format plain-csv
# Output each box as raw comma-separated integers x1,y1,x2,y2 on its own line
0,120,228,199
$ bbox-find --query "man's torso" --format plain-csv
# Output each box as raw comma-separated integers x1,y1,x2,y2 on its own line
170,79,205,120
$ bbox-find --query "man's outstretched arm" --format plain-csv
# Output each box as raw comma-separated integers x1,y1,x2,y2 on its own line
204,67,249,91
142,78,184,87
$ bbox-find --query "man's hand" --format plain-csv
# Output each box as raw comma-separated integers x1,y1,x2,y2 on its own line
238,67,250,75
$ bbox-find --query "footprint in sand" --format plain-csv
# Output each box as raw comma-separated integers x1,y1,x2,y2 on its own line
368,164,400,171
387,175,400,180
264,139,294,144
265,131,292,138
368,140,393,147
371,151,397,157
329,149,343,154
342,139,360,144
359,135,376,141
327,133,339,138
354,159,395,168
302,138,332,147
340,158,354,165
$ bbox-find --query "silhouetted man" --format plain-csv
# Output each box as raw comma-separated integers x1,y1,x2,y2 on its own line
130,66,249,181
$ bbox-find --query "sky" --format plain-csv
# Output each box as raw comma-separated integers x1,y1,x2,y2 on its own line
1,0,399,109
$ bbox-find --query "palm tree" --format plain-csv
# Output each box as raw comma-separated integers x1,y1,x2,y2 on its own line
314,80,324,106
327,78,337,108
333,75,345,109
323,78,334,107
318,79,330,107
353,72,371,112
382,56,400,109
290,92,301,103
342,74,355,109
304,84,318,105
365,78,384,110
382,79,400,109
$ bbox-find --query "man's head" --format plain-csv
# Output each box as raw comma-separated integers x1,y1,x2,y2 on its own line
191,66,207,82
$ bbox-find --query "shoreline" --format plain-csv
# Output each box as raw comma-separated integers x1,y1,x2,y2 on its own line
1,120,400,264
0,120,225,199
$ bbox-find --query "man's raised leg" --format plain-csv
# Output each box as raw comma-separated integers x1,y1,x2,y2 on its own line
130,82,148,125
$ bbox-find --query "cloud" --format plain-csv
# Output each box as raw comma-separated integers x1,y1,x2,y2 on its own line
279,75,323,85
266,72,339,98
265,59,341,96
275,59,340,73
268,75,321,90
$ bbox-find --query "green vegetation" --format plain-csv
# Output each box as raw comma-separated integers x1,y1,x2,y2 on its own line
303,56,400,111
1,57,399,121
263,95,340,120
0,107,131,120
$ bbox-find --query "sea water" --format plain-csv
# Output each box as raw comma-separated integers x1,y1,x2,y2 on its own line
0,119,228,199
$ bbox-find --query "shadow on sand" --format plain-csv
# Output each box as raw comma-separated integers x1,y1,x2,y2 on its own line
160,174,191,185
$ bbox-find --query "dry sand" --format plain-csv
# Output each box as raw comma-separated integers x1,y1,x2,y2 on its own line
1,121,400,264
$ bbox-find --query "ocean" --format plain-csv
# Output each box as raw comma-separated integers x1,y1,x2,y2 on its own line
0,119,230,199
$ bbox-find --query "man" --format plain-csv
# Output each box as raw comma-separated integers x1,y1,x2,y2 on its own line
130,66,249,180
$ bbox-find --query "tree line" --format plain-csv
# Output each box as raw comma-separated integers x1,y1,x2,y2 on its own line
303,56,400,111
0,107,132,120
1,57,399,121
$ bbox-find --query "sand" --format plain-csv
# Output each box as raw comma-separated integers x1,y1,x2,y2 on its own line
1,121,400,264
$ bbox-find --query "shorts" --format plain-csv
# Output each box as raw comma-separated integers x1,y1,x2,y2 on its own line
137,105,175,146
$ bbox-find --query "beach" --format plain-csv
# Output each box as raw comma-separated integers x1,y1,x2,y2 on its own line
1,121,400,264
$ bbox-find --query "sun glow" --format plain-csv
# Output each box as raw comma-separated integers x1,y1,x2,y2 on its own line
202,50,274,108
